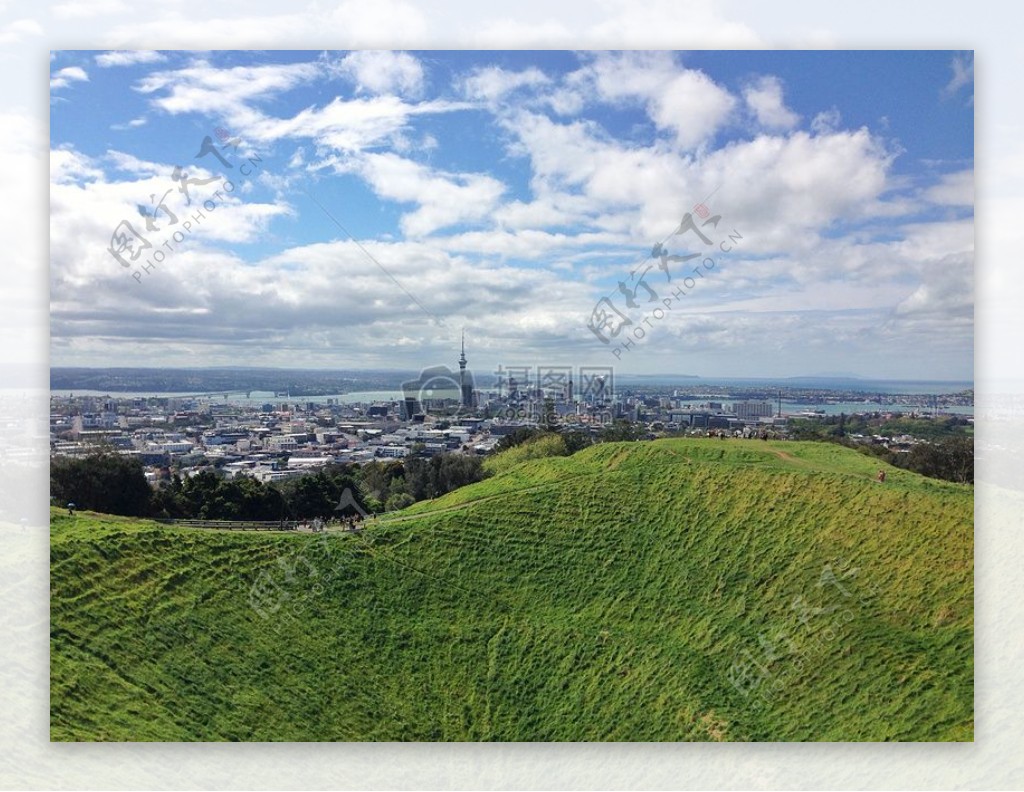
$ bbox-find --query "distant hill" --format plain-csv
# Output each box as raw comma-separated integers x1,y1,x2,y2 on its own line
790,372,865,380
49,366,414,395
50,438,972,741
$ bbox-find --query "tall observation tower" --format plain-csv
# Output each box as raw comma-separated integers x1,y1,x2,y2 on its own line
458,330,471,409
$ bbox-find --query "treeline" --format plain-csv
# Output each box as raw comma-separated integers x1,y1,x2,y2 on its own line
856,435,974,484
788,412,973,443
482,421,649,475
51,452,486,520
493,420,647,456
50,419,647,520
786,413,973,484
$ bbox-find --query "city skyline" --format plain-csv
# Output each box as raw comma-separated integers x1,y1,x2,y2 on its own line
50,50,973,380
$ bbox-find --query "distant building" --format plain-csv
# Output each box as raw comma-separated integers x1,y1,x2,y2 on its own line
670,411,710,428
266,435,299,451
287,455,335,469
732,401,774,419
252,467,303,483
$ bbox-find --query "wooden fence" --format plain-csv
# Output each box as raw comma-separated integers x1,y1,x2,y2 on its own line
153,518,300,532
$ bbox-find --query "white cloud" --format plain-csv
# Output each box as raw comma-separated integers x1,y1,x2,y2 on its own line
743,76,799,130
95,50,166,67
495,104,897,252
110,117,148,131
698,129,896,252
273,95,469,152
583,52,737,149
895,251,973,319
135,59,469,153
493,192,612,233
50,66,88,90
49,223,594,369
136,60,322,118
103,149,168,178
653,69,737,149
461,66,551,104
336,50,424,97
506,111,596,188
893,218,973,262
49,146,293,280
51,147,105,185
810,108,841,135
924,169,974,206
341,152,506,236
943,53,974,99
436,227,625,259
545,86,586,117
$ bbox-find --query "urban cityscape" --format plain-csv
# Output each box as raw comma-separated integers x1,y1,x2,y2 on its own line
49,344,974,497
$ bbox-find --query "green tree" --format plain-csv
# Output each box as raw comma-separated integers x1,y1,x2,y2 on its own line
151,473,186,518
483,433,568,476
399,453,485,501
179,469,222,517
897,437,973,484
385,492,415,511
541,397,557,429
561,430,593,455
495,427,547,452
281,471,345,519
598,420,645,443
50,452,153,517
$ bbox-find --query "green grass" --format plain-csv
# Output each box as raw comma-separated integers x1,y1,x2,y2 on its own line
50,438,973,741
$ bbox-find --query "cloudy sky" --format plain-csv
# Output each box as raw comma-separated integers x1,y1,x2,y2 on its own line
50,49,973,380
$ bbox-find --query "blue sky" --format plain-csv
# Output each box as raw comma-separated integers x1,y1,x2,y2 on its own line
49,49,973,379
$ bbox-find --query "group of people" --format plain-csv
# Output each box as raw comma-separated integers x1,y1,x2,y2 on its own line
295,515,370,533
705,429,774,440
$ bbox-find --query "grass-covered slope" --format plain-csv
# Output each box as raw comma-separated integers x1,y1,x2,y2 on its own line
50,438,973,741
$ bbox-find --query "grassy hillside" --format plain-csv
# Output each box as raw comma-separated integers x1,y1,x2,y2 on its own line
50,438,973,741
